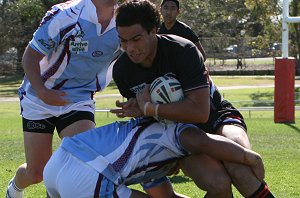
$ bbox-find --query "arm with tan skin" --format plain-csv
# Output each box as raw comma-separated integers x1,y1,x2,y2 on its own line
22,45,69,106
110,98,143,118
136,85,210,123
180,127,265,181
141,126,265,198
111,85,210,124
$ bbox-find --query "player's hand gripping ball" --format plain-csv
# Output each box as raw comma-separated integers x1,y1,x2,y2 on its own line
150,74,184,124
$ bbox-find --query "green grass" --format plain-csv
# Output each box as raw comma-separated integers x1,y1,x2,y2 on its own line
1,101,299,197
1,75,300,197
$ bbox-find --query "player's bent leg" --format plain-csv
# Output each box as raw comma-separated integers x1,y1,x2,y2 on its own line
18,132,53,187
59,119,95,138
58,111,95,138
179,154,233,198
216,125,264,197
6,132,53,198
218,125,251,149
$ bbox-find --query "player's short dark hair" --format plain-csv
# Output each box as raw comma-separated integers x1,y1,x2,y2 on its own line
116,0,160,33
161,0,180,9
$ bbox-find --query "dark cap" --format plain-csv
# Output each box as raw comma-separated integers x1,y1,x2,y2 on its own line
161,0,179,9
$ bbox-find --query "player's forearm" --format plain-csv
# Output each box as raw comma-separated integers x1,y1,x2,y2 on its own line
147,101,209,123
142,89,210,123
203,133,262,166
180,128,262,166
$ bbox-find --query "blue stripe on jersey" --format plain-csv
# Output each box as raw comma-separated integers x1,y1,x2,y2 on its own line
62,118,197,185
21,0,120,102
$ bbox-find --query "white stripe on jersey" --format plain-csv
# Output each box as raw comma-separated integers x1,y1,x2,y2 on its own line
61,118,196,186
21,0,120,103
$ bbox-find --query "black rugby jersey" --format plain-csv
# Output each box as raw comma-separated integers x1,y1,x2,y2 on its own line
158,20,199,44
112,34,244,133
113,34,208,99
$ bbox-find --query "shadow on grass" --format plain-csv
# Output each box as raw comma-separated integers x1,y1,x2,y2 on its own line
284,123,300,133
0,74,23,84
169,175,191,184
0,88,19,96
249,91,274,107
0,75,22,97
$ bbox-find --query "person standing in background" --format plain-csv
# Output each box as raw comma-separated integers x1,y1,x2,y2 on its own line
6,0,120,197
158,0,206,61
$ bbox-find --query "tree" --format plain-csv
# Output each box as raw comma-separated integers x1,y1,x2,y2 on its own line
290,0,300,68
176,0,282,59
0,0,291,74
0,0,12,55
2,0,62,73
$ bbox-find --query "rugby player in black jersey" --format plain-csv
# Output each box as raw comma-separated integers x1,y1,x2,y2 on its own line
111,1,275,198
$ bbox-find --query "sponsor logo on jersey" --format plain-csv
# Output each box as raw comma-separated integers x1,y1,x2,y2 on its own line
130,83,146,94
92,51,103,57
74,30,85,38
70,30,88,53
38,39,56,50
70,40,88,53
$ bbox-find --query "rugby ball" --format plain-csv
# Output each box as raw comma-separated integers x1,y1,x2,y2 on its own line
150,74,184,123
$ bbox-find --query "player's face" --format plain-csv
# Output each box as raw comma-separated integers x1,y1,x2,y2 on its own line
118,24,157,67
160,1,179,24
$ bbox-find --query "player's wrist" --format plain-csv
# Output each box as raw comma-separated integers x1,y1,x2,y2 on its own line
36,86,49,99
143,102,157,116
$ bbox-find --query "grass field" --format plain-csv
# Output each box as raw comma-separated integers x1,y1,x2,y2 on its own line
1,76,300,197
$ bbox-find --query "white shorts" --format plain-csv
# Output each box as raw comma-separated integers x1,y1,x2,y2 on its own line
43,146,132,198
20,94,95,120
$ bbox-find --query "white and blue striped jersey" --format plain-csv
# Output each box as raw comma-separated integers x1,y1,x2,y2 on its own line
61,118,196,186
20,0,120,103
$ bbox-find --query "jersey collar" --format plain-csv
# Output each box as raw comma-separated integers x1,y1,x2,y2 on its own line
86,0,117,35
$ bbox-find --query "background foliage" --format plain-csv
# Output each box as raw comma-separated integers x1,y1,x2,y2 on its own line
0,0,300,73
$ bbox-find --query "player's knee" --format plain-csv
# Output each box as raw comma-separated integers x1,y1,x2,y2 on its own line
225,132,251,148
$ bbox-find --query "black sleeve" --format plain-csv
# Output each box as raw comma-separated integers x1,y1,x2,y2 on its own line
112,61,133,99
184,28,199,44
175,45,208,91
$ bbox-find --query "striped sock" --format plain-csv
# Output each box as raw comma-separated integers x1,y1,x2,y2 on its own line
248,182,275,198
12,179,23,192
6,177,23,198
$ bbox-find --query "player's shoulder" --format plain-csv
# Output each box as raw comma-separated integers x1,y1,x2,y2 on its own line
112,52,132,73
53,0,84,12
158,34,194,49
39,0,84,27
176,20,192,30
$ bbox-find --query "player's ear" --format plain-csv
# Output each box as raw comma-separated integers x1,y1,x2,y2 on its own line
150,27,157,35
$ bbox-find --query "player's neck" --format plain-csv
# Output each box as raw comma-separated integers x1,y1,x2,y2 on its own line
92,0,116,32
164,20,176,30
